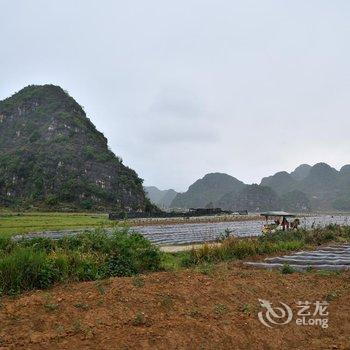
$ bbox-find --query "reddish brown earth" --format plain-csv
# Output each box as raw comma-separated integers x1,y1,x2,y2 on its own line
0,263,349,350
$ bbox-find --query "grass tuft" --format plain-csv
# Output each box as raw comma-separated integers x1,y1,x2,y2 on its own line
0,228,161,295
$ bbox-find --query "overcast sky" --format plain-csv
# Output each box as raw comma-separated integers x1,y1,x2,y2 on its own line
1,1,350,192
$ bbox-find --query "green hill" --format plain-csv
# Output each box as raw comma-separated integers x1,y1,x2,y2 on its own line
144,186,177,209
217,184,281,212
281,190,311,212
260,163,350,211
260,171,297,195
0,85,149,211
290,164,311,181
171,173,245,209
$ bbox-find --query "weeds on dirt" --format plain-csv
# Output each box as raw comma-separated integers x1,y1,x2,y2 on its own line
213,262,230,281
214,303,228,317
241,303,252,316
95,279,111,295
55,324,65,334
197,262,214,276
74,301,90,310
159,293,173,311
281,263,295,274
325,291,339,301
182,237,304,266
187,307,202,318
132,312,147,326
72,319,82,333
317,270,341,277
180,225,350,267
1,225,348,296
43,294,59,311
132,276,145,288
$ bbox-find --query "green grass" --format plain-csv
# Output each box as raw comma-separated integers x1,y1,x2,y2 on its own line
0,211,113,237
173,224,350,268
0,228,161,295
0,222,348,296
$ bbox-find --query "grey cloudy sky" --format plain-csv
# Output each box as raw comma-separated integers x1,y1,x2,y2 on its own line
1,0,350,192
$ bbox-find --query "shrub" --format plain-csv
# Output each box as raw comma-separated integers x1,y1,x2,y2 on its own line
0,236,15,254
45,194,59,206
106,253,136,277
0,228,162,295
18,237,56,253
0,247,59,295
281,263,295,274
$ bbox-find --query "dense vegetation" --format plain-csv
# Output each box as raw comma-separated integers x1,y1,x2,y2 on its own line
0,224,349,296
182,224,350,266
0,228,161,295
0,85,149,211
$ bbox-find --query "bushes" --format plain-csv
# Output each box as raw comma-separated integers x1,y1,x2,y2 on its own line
0,229,162,295
183,237,304,265
0,248,60,295
0,225,348,295
182,225,350,267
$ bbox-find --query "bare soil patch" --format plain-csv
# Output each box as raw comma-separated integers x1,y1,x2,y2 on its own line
0,262,349,350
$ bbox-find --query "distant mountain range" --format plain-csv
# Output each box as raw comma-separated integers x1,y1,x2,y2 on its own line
170,173,245,209
147,163,350,212
261,162,350,211
144,186,177,209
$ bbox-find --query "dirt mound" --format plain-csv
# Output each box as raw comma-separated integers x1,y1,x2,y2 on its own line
0,263,349,349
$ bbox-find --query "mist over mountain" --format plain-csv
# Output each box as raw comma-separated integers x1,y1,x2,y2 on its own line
260,163,349,211
290,164,312,181
260,171,297,196
280,190,311,212
217,184,281,212
0,85,348,214
153,162,350,212
0,85,149,211
144,186,177,209
170,173,245,209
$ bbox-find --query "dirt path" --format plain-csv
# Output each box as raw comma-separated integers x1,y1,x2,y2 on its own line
0,262,349,349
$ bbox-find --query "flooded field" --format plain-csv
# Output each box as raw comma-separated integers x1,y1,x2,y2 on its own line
17,214,350,246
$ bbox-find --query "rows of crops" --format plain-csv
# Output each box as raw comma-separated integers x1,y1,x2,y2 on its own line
15,215,350,246
133,214,350,245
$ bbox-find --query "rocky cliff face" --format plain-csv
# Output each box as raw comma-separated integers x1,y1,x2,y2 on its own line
0,85,148,211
